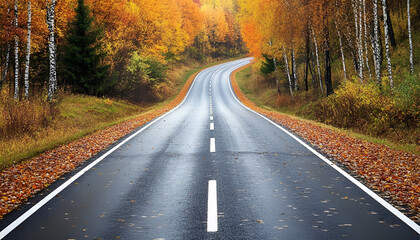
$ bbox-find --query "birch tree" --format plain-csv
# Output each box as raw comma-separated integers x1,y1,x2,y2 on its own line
47,0,57,101
313,31,323,93
372,0,381,86
407,0,413,74
362,0,371,79
291,47,297,91
352,0,364,81
24,1,31,99
381,0,393,88
14,0,19,100
335,21,347,80
283,46,294,97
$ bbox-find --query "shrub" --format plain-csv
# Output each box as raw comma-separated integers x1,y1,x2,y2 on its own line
313,80,418,138
114,52,167,102
0,88,58,139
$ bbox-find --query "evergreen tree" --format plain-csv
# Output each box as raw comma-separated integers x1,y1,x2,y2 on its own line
62,0,109,96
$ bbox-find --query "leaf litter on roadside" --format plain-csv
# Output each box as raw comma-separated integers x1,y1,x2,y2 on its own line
0,72,199,219
231,64,420,222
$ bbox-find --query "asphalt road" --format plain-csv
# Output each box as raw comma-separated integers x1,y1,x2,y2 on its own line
1,58,419,239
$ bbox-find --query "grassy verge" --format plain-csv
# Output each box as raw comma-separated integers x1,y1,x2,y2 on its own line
0,95,143,169
235,65,419,156
0,57,242,170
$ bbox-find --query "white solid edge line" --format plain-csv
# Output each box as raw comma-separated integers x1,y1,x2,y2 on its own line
227,60,420,235
207,180,218,232
0,64,213,240
210,138,216,153
210,122,214,130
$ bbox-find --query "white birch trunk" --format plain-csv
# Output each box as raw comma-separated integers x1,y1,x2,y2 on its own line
313,32,323,93
363,0,371,79
47,0,57,101
24,1,31,99
372,0,381,85
352,0,364,81
382,0,393,88
407,0,413,74
336,21,347,80
292,47,297,91
283,46,294,97
14,0,19,100
358,0,364,81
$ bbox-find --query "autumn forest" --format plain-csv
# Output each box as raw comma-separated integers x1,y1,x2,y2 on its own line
0,0,418,160
0,0,419,230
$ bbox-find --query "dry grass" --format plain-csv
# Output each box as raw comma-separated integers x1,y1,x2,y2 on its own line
0,91,142,170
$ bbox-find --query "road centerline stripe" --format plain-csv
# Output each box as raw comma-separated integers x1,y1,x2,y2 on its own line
210,122,214,130
207,180,218,232
210,116,213,121
210,138,215,152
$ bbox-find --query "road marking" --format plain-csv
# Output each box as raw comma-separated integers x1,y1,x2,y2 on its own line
210,122,214,130
227,61,420,235
0,63,212,240
210,108,213,115
207,180,218,232
210,138,215,152
210,116,213,121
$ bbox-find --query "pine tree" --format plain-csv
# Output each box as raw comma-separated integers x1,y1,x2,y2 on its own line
62,0,108,96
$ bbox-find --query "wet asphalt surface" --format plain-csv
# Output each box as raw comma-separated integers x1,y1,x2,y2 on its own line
1,58,419,239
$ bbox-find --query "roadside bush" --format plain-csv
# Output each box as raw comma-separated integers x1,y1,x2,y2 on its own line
0,88,58,139
313,80,419,141
114,52,167,102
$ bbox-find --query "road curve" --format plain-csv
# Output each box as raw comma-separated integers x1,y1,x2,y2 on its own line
0,58,419,239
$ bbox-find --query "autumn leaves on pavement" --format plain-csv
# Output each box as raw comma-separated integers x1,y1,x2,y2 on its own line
0,70,199,219
0,62,419,224
231,64,420,222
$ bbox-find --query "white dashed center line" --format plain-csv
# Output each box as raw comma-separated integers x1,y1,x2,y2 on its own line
207,180,218,232
210,138,215,152
210,122,214,130
210,116,213,121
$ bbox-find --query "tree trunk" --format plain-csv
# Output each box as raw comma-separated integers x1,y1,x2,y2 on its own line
0,43,10,89
363,0,371,79
372,0,382,86
14,0,19,100
304,28,310,91
385,1,396,48
352,0,364,81
335,21,347,80
283,46,294,97
291,47,297,91
382,0,393,88
313,31,323,93
323,1,332,96
309,39,317,89
24,1,31,99
407,0,413,74
273,57,280,93
47,0,57,101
